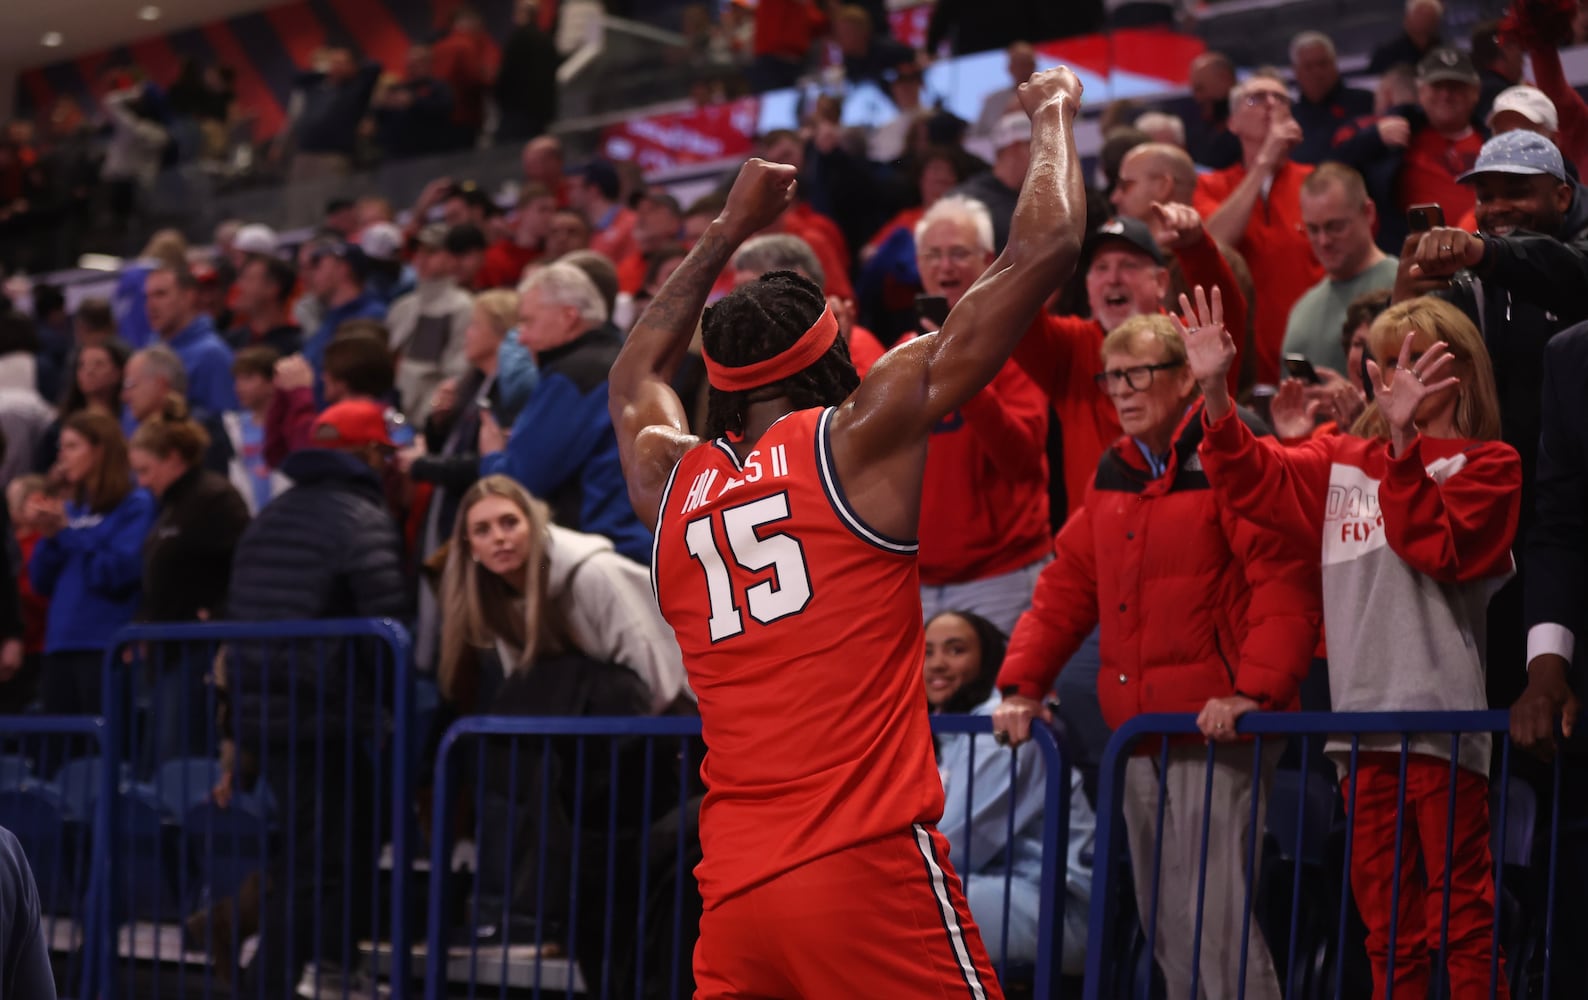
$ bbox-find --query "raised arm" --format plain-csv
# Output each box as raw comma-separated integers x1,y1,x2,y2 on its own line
1201,120,1299,247
832,68,1085,464
607,159,799,529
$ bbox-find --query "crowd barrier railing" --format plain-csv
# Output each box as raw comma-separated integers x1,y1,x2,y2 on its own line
101,618,416,1000
1081,710,1573,1000
424,713,1075,999
0,715,114,999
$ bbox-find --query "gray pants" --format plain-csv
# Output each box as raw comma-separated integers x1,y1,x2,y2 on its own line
921,558,1047,637
1122,742,1283,1000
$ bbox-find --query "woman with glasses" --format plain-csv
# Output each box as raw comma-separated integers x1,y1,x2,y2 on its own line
992,306,1319,1000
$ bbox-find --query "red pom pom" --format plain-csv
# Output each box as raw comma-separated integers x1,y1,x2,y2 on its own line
1505,0,1578,49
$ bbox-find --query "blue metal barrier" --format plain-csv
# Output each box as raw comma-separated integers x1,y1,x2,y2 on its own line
424,714,1077,999
1081,711,1567,1000
101,618,415,1000
0,715,113,1000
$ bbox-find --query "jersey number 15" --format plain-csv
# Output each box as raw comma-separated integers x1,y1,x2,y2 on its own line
683,493,813,642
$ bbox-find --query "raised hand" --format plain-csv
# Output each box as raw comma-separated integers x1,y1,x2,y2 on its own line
1270,377,1324,440
1145,201,1205,252
1017,66,1083,119
720,158,799,241
1366,331,1460,456
1171,285,1235,394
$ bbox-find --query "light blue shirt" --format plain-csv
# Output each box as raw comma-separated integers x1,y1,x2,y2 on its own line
937,692,1094,973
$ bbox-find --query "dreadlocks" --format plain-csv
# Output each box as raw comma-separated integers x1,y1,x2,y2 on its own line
700,270,860,439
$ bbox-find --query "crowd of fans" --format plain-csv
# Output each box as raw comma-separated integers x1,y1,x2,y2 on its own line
0,0,1583,993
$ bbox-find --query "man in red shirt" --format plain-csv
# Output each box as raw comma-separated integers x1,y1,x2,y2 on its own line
520,136,569,207
748,0,828,92
1332,47,1486,253
616,192,684,294
609,68,1086,1000
429,7,499,145
570,161,637,266
477,183,555,290
1398,49,1486,220
911,195,1052,635
1196,72,1322,386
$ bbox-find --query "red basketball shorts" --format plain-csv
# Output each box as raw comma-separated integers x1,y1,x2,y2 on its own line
693,823,1004,999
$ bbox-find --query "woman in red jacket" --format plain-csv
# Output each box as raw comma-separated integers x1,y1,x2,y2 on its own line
1182,289,1519,1000
991,312,1319,1000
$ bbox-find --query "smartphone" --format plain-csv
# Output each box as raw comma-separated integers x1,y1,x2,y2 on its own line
1408,203,1445,233
915,294,950,327
1283,353,1322,385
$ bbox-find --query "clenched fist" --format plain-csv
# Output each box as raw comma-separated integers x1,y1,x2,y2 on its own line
1017,66,1083,119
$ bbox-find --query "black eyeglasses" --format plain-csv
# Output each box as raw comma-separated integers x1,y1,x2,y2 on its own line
1092,361,1183,392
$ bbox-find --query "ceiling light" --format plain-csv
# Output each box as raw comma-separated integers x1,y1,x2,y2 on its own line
41,31,63,47
138,6,161,20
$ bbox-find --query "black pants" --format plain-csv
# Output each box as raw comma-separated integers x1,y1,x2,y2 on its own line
39,650,105,772
248,735,376,995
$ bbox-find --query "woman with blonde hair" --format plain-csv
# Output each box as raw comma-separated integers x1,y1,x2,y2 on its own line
436,474,688,971
1184,290,1519,999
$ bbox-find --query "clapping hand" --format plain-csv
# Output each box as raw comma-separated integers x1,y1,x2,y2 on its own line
1366,331,1459,457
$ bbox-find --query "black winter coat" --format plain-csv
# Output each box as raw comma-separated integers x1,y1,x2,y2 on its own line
225,449,408,742
141,466,249,623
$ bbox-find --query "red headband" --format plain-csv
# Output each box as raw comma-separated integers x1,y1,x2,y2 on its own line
703,304,840,392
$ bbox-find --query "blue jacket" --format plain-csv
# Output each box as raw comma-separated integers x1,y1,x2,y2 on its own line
480,328,651,563
166,316,239,415
112,263,156,349
30,490,157,653
304,293,387,381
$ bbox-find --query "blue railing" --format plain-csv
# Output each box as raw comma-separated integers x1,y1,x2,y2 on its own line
99,618,416,1000
0,714,113,999
1082,710,1566,1000
424,713,1075,999
8,619,1574,1000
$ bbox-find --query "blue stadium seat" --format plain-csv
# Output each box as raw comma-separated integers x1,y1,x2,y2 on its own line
114,787,183,922
53,758,104,821
154,757,222,818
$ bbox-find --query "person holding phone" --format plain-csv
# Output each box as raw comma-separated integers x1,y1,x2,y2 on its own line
1281,164,1399,378
903,195,1052,634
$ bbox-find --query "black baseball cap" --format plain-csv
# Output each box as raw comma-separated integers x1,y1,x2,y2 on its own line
1418,47,1480,86
1088,217,1167,267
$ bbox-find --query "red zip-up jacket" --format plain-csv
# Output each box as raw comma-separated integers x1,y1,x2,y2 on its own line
998,402,1319,727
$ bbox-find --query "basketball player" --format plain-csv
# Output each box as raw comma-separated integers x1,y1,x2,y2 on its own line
608,67,1085,998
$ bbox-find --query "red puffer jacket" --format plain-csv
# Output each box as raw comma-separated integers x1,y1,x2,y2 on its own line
999,401,1320,729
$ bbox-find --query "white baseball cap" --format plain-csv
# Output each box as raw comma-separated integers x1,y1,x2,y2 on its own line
991,111,1033,151
233,223,278,256
1487,85,1559,134
358,222,405,263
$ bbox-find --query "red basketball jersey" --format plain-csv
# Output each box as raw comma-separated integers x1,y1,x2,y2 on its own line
651,406,945,907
